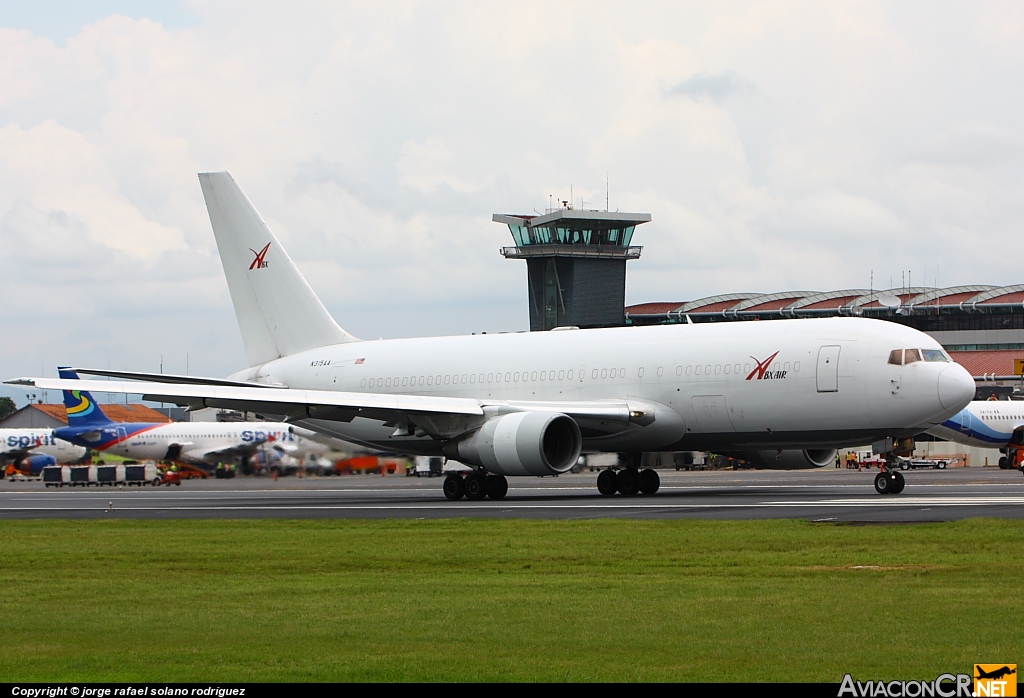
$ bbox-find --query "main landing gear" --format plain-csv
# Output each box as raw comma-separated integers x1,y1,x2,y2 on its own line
597,454,660,496
442,471,508,501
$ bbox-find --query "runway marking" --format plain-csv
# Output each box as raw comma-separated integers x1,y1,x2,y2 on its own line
3,496,1024,513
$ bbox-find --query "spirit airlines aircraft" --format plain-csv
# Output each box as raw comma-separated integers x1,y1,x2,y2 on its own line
53,370,328,471
928,400,1024,471
0,429,86,476
10,172,976,499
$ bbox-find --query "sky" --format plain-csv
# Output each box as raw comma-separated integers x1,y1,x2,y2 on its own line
1,1,1022,405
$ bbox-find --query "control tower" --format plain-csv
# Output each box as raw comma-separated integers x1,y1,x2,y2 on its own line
494,206,650,331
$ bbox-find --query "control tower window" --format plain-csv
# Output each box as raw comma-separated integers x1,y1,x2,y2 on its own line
888,350,903,366
904,349,922,364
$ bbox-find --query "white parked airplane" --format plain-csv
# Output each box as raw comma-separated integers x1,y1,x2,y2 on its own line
9,172,976,498
928,399,1024,471
0,429,86,476
53,371,329,473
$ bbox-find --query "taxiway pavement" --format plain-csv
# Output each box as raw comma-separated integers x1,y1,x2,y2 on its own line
1,467,1022,521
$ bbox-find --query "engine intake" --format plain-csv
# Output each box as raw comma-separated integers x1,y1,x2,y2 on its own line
443,412,582,476
741,449,838,470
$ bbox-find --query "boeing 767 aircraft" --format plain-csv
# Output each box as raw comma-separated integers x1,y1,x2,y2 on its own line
9,172,976,499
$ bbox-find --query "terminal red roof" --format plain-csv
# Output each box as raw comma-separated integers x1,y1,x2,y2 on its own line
624,302,684,316
24,403,172,426
979,291,1024,305
949,351,1024,377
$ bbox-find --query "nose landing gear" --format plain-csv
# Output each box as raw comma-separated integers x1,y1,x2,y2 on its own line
873,470,905,494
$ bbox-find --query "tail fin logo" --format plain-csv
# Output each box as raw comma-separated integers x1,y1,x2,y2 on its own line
746,351,783,380
249,242,271,270
65,390,95,417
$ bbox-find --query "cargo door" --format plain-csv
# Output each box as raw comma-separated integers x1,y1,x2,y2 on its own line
816,346,841,393
691,395,736,434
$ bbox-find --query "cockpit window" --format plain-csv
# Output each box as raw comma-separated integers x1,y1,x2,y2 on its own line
904,349,922,364
922,349,948,362
888,350,903,366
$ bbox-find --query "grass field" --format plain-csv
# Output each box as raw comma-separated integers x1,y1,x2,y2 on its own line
0,518,1020,682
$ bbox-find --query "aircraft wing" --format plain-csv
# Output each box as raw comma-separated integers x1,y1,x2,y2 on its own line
11,377,485,422
8,377,641,435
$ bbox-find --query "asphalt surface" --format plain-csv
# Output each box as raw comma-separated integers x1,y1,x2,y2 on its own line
1,466,1023,521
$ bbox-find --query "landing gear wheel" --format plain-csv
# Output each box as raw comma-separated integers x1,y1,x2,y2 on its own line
485,474,508,500
891,471,906,494
616,469,640,496
639,469,660,495
999,457,1008,470
464,472,488,500
443,473,465,501
597,469,618,496
874,472,895,495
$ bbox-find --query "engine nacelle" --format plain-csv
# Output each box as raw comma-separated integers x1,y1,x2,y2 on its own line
20,454,57,476
443,412,582,476
741,449,838,470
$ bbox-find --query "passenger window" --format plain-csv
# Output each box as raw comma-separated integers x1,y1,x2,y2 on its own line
675,366,682,376
567,370,573,380
714,365,721,375
592,369,598,379
695,365,702,376
639,367,645,378
724,364,731,375
888,350,903,366
601,369,608,379
794,362,800,372
904,349,921,364
686,366,692,376
558,370,565,380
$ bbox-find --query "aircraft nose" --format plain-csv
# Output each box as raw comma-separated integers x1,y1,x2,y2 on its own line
938,363,975,411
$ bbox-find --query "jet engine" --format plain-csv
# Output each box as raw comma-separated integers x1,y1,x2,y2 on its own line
19,454,57,476
443,412,582,476
740,449,838,470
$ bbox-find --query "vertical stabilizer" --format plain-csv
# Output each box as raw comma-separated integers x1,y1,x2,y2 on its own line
198,171,358,367
58,368,114,428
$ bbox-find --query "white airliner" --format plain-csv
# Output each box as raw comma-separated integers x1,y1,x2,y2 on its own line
0,429,87,476
928,400,1024,470
9,172,976,499
53,375,329,473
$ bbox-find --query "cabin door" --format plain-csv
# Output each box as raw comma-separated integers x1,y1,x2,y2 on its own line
816,346,841,393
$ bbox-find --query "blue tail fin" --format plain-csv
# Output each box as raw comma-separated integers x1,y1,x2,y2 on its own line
58,368,114,428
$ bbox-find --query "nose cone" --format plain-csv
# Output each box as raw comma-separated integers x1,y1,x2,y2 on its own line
938,364,975,411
